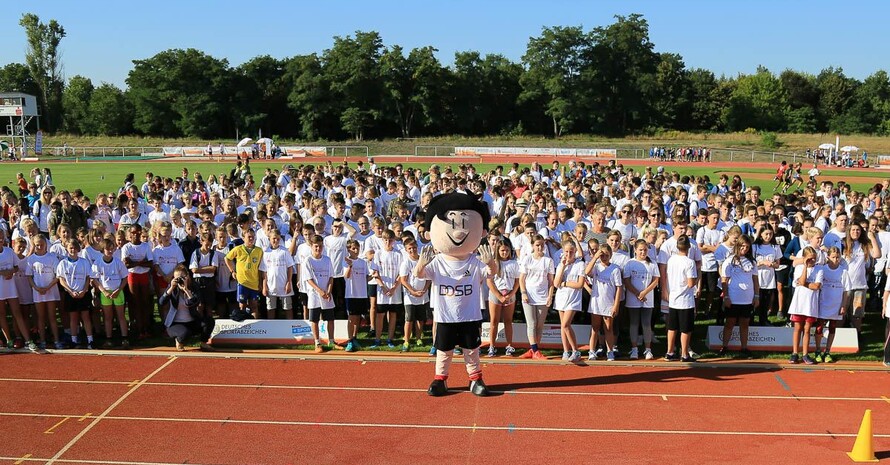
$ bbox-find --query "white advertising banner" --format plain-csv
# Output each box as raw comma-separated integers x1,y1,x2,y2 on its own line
706,326,859,353
455,146,617,158
482,322,591,349
281,146,326,157
209,319,351,345
34,130,42,155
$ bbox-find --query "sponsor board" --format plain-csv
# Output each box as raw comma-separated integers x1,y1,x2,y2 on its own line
706,325,859,353
481,322,592,349
455,146,617,159
281,146,327,157
209,319,351,345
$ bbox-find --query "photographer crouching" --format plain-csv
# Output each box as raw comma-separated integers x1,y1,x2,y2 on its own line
161,264,216,351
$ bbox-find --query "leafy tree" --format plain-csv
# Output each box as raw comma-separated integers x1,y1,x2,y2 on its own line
127,48,231,137
232,55,297,138
19,13,66,132
340,107,376,141
588,14,660,134
61,75,93,134
380,45,446,137
817,67,856,131
0,63,41,95
521,25,591,137
448,52,525,135
286,54,334,139
652,53,690,129
722,66,787,131
87,83,132,135
324,31,384,139
686,68,722,131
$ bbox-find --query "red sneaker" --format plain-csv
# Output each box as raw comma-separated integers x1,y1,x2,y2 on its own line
520,350,534,359
532,350,548,360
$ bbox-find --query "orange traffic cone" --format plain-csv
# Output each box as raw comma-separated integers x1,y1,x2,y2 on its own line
847,409,878,462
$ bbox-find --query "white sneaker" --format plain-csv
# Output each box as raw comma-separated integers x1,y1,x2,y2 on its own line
644,348,654,360
505,345,516,356
561,351,570,361
629,347,639,360
688,350,700,360
588,351,598,361
568,351,581,362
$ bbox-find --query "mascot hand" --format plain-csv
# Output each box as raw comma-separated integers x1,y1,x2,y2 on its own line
478,244,494,265
418,245,436,268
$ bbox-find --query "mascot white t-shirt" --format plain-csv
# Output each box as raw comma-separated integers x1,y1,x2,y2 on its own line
419,255,489,323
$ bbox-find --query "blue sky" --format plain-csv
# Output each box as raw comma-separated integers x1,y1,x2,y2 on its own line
1,0,888,89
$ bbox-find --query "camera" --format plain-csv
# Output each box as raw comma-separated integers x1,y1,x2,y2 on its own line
173,277,185,286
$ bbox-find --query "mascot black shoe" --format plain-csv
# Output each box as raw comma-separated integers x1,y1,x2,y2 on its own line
412,192,498,399
428,378,448,397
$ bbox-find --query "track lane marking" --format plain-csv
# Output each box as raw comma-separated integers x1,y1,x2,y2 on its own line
45,357,177,465
44,416,70,434
2,457,210,465
14,454,31,464
0,377,887,402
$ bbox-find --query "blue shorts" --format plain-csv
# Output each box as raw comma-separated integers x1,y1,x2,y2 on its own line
237,284,261,304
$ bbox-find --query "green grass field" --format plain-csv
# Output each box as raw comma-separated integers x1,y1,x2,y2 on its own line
2,160,886,196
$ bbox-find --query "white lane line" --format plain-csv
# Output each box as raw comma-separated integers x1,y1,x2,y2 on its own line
65,416,890,438
0,378,132,385
4,412,890,439
1,457,210,465
0,377,886,403
45,357,177,465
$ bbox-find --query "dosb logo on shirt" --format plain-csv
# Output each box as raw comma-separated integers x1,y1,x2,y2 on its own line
439,284,473,297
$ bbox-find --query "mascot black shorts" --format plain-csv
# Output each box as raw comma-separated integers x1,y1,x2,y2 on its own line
434,320,483,352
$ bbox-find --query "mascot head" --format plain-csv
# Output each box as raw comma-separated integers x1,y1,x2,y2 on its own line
424,192,490,260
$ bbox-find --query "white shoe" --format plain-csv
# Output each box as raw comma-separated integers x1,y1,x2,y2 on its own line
505,345,516,356
561,351,570,361
644,349,654,360
568,351,581,362
688,350,700,360
588,351,598,361
629,347,639,360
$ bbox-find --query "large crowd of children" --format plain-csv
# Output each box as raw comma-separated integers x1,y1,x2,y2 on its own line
1,159,888,366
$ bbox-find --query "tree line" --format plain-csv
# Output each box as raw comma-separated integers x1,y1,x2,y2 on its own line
3,13,890,140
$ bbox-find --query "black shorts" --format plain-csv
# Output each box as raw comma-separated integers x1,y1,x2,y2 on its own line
405,303,429,322
297,292,308,309
378,303,401,314
195,277,216,308
726,303,754,319
434,320,483,351
346,298,369,316
775,267,791,286
701,271,719,293
367,284,378,299
308,307,335,323
667,307,694,333
64,293,92,313
332,277,345,299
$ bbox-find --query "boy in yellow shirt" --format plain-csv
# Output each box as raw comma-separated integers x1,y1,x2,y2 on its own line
225,229,263,321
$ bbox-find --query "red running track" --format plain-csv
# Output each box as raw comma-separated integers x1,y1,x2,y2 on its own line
1,354,889,464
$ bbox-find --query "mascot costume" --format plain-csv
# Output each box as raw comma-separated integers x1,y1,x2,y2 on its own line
414,192,496,397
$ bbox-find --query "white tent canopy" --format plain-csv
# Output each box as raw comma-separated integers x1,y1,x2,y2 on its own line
236,137,253,147
840,145,859,152
818,143,835,149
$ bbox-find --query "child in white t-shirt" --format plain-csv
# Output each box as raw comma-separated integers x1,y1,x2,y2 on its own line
370,230,403,348
399,237,430,351
57,239,95,349
518,235,554,359
665,235,698,362
301,235,336,352
92,238,130,348
259,230,295,319
718,235,759,359
153,225,185,323
25,235,60,350
623,239,660,360
553,240,586,362
343,239,370,352
788,247,823,365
